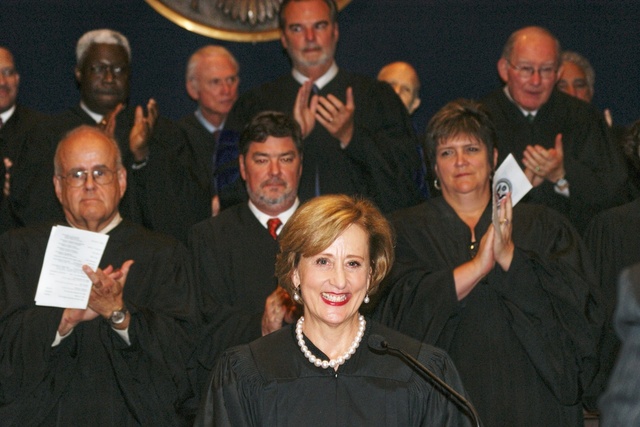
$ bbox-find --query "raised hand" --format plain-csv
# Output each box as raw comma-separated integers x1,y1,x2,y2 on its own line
261,286,299,336
130,99,158,162
293,80,318,138
522,133,565,184
98,103,125,138
84,260,134,321
315,86,355,147
492,192,514,270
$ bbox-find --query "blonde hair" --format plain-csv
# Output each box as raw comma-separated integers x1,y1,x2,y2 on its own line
275,194,394,296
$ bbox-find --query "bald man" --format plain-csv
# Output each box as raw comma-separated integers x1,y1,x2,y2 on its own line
482,25,628,233
377,61,421,115
0,126,198,425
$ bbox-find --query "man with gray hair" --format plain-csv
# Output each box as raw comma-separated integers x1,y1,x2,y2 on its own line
481,25,629,233
557,50,595,104
136,45,244,244
8,29,179,229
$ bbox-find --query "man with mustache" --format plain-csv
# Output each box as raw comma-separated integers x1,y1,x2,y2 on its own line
226,0,424,214
189,111,302,398
7,29,178,229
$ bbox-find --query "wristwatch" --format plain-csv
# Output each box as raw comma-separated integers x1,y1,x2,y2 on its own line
108,306,128,327
555,177,569,191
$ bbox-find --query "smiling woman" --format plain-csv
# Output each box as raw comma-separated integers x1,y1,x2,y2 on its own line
195,194,476,426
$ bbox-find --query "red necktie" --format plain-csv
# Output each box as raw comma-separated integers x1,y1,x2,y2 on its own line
267,218,282,240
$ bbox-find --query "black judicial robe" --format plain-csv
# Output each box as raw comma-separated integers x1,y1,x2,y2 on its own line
226,69,422,213
135,115,245,244
482,88,629,233
188,203,279,395
196,321,474,427
374,197,602,427
581,198,640,406
0,220,198,426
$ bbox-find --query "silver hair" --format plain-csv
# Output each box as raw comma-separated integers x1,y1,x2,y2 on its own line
186,45,239,83
560,50,596,95
76,29,131,66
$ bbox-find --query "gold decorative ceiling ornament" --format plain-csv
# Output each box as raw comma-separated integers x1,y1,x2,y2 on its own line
145,0,352,43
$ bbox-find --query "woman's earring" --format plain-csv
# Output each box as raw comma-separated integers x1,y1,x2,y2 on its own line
364,294,370,304
433,178,441,191
293,286,301,302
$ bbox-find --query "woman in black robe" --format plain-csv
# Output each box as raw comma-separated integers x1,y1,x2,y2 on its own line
196,194,476,426
373,99,602,427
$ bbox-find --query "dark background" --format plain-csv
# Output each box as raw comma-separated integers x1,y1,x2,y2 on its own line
2,0,639,132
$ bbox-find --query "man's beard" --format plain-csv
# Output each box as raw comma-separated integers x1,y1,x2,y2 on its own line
289,43,336,70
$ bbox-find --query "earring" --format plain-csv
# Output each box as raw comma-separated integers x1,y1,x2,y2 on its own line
433,178,441,191
293,286,301,302
364,294,370,304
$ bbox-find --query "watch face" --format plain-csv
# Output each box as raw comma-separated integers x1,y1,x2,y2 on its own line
110,310,126,324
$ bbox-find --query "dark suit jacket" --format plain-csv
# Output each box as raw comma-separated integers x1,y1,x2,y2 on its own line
0,105,51,231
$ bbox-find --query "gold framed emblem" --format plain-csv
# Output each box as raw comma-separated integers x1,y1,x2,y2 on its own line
145,0,352,43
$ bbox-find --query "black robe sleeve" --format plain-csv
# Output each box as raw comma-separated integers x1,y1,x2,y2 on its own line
0,222,199,426
373,199,601,426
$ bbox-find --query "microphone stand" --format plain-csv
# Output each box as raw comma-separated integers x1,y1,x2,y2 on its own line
372,336,481,427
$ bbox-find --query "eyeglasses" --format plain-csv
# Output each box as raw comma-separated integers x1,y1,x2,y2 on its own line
0,67,17,78
89,63,129,77
58,167,118,187
205,75,239,89
507,60,557,80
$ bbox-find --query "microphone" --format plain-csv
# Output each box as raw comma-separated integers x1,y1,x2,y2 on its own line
368,334,481,427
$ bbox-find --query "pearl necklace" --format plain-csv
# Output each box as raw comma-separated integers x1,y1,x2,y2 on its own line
296,314,366,369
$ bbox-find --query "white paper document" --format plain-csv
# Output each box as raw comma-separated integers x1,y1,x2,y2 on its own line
35,226,109,309
493,153,533,207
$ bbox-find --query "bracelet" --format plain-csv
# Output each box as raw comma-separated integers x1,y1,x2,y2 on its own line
131,156,149,170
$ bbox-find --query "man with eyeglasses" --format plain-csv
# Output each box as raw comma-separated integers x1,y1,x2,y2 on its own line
6,29,180,231
136,46,245,244
0,46,49,233
0,125,198,425
482,26,629,233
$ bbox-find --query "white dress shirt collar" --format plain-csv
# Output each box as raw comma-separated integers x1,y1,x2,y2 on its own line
503,86,538,118
248,198,300,236
80,101,104,124
0,104,16,125
195,109,225,134
292,62,339,90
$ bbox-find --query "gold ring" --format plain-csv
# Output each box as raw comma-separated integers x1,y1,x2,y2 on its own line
500,219,510,225
535,166,540,172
